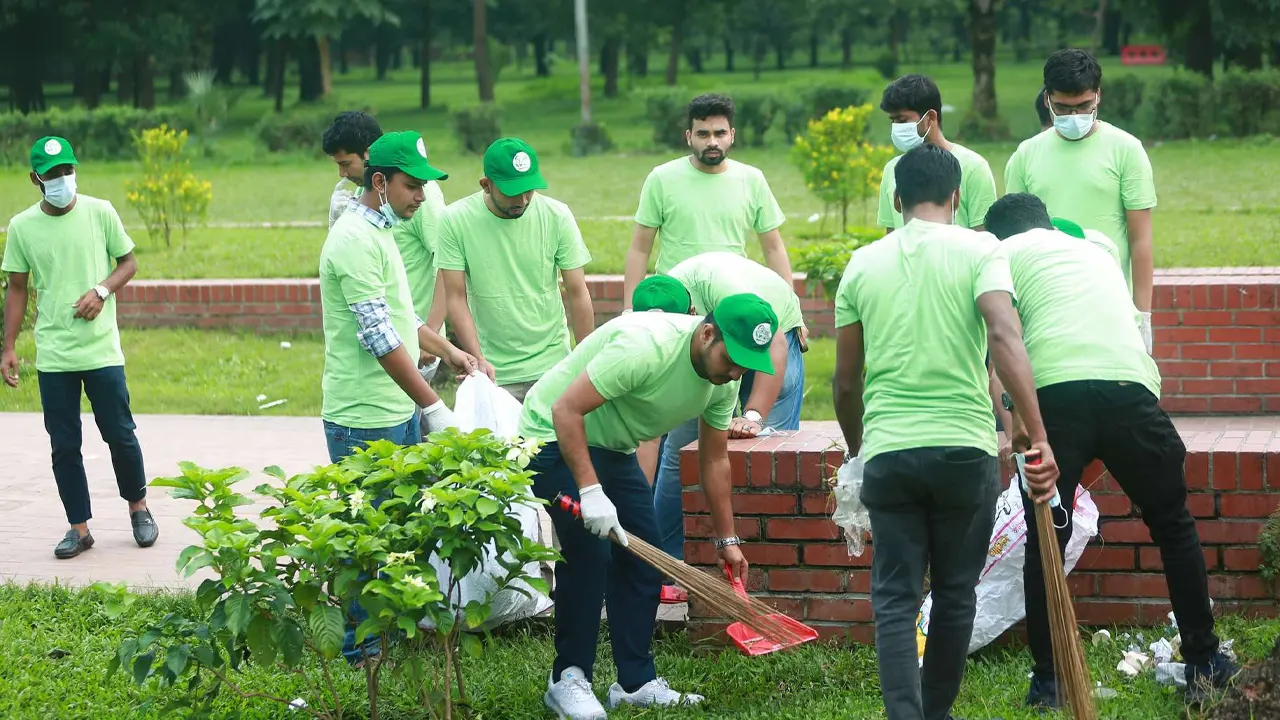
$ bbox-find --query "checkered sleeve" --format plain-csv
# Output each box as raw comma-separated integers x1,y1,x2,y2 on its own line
350,298,403,358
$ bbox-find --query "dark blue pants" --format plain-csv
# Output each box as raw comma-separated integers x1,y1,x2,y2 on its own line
37,366,147,525
530,442,663,690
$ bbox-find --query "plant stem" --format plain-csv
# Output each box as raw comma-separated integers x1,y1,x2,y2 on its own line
443,632,454,720
452,634,468,704
205,665,326,718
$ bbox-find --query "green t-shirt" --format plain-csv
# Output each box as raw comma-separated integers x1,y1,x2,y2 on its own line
833,219,1015,462
392,181,447,322
518,312,738,453
1004,227,1161,397
318,211,421,428
1004,122,1157,291
436,192,592,385
635,157,786,274
877,143,997,230
1,196,134,373
668,251,805,333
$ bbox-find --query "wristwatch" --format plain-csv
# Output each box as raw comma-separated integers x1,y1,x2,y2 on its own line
743,410,763,425
714,535,742,549
1001,391,1014,412
92,285,110,300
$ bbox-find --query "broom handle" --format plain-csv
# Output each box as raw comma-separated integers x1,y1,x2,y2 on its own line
553,492,628,546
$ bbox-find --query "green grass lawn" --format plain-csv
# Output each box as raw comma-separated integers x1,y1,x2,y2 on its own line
1,583,1276,719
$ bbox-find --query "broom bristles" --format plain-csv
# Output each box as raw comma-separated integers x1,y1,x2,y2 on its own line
1034,501,1098,720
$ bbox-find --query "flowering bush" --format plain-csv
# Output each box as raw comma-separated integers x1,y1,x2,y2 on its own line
124,125,212,248
790,104,895,231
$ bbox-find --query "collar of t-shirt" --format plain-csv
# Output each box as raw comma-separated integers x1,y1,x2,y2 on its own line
345,197,392,230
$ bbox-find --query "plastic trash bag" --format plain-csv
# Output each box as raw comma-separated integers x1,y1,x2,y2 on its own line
915,480,1100,663
419,374,553,632
831,456,871,557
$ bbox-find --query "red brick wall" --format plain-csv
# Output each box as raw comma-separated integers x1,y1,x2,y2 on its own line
680,422,1280,645
116,280,322,331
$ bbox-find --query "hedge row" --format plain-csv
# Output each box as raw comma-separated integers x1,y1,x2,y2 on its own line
1104,69,1280,140
0,106,189,166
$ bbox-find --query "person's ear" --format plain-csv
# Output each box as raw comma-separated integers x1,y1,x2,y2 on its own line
893,191,902,215
479,177,491,194
686,129,692,147
30,172,41,188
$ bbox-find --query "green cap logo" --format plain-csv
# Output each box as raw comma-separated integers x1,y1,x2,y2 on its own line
715,293,778,376
484,137,547,196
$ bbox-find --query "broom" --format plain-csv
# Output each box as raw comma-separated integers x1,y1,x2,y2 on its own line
1015,452,1098,720
552,493,813,648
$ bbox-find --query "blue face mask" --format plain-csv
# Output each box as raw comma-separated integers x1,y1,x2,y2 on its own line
377,186,400,227
1052,107,1096,141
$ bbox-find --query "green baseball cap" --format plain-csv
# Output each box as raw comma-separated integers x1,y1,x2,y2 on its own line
367,131,448,182
632,275,691,314
31,136,78,176
483,137,547,196
715,293,779,375
1050,217,1086,239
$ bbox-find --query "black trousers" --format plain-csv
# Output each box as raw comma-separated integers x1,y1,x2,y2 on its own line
37,366,147,525
1023,380,1219,678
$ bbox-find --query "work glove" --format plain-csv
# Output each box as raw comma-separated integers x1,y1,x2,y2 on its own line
420,400,457,434
579,484,628,546
1139,311,1153,355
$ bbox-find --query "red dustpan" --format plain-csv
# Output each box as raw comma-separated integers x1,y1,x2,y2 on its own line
723,567,818,656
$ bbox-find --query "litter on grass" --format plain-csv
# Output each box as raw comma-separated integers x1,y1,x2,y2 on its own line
259,398,288,410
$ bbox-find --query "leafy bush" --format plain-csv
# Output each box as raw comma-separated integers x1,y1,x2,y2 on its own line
791,104,895,231
640,88,690,150
1262,506,1280,593
1103,74,1146,133
254,110,333,153
873,51,900,82
182,69,242,134
0,106,188,166
124,126,212,249
794,231,880,299
1137,72,1214,140
1214,69,1280,138
452,103,502,154
801,83,871,121
101,430,558,720
569,122,614,157
732,91,781,147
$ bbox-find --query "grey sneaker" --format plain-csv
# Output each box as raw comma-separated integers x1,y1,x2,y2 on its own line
54,528,94,559
606,677,704,709
545,666,606,720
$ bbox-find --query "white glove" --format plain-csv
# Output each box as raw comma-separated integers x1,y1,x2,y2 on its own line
420,400,457,434
1139,311,1153,355
578,484,628,546
419,357,441,384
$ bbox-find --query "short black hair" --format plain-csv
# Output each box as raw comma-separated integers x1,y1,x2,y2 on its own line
1043,49,1102,96
880,74,943,126
985,193,1053,240
688,93,734,129
322,111,382,156
1035,87,1052,127
701,311,725,341
362,165,401,190
893,145,961,211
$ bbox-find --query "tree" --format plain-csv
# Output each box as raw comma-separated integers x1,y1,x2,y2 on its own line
970,0,999,119
420,0,434,109
472,0,495,102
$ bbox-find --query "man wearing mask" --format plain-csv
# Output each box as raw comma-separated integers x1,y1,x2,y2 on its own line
876,74,998,235
984,193,1238,709
323,111,450,388
832,145,1059,720
623,93,792,307
1005,48,1157,354
438,137,595,401
518,294,774,719
1,136,158,560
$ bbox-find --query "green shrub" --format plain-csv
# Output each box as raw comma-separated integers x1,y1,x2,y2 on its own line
1103,74,1145,133
453,103,503,154
793,230,880,299
732,91,781,147
1138,73,1214,140
569,122,614,157
802,83,871,121
254,110,332,153
779,95,812,145
0,106,188,166
1214,69,1280,138
640,88,689,150
873,51,899,82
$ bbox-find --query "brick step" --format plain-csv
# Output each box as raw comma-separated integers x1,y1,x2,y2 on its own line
679,417,1280,645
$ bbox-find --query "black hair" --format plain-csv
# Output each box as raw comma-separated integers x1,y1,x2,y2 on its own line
701,311,725,341
1043,49,1102,96
893,145,961,211
362,166,401,190
880,74,944,126
1036,86,1052,127
687,93,735,129
322,111,382,156
984,193,1054,240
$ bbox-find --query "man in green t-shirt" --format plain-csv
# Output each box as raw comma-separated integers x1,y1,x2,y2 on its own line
876,74,998,235
438,137,595,402
984,193,1236,709
623,93,793,307
518,294,775,719
323,111,450,385
1005,49,1157,354
1,136,158,560
832,145,1059,720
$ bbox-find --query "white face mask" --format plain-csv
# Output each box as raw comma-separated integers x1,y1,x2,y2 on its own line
376,185,399,227
890,115,927,153
1052,107,1096,141
41,173,77,209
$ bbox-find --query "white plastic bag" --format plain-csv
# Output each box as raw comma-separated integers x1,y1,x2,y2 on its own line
419,374,553,632
831,456,871,556
915,480,1100,663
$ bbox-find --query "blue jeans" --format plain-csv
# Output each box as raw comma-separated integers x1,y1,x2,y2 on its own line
321,413,420,664
652,329,806,559
530,442,663,689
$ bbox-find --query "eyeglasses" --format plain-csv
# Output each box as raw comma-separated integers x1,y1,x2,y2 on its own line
1049,96,1098,116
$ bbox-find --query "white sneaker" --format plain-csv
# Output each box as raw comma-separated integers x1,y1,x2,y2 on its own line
606,677,705,709
545,666,607,720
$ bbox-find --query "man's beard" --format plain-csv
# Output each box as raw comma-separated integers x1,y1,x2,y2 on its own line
698,148,726,165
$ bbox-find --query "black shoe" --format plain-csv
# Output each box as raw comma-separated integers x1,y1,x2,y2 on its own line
1185,652,1239,704
1025,674,1061,710
131,509,159,547
54,528,94,559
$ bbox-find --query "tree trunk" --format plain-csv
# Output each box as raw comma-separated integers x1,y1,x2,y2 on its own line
665,21,683,86
118,61,135,105
473,0,495,102
602,36,620,97
264,40,282,98
135,54,156,109
809,29,819,68
628,40,649,76
685,46,703,73
243,33,261,86
1182,0,1214,78
970,0,998,118
775,41,786,70
80,64,103,109
1273,41,1280,68
274,40,288,112
841,27,852,68
168,66,186,102
1015,0,1032,62
376,24,394,80
534,34,550,77
725,36,735,72
318,37,333,95
299,37,324,102
213,21,237,85
1103,9,1122,55
420,0,433,109
1090,0,1108,55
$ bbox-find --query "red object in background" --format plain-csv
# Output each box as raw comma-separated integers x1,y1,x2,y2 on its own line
1121,45,1167,65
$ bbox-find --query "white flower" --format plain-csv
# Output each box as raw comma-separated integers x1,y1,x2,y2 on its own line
349,488,366,513
385,551,415,566
404,574,430,590
419,494,438,513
